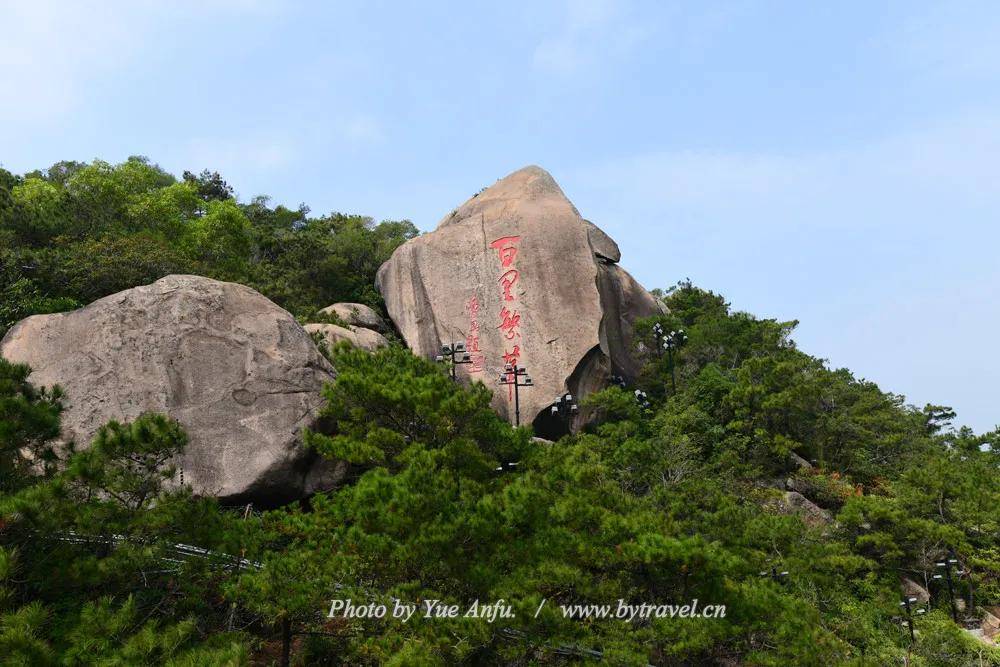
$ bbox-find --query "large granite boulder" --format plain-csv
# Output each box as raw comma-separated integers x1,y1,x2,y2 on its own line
376,165,661,435
318,302,389,333
781,491,834,527
901,577,931,604
305,323,389,352
0,275,341,504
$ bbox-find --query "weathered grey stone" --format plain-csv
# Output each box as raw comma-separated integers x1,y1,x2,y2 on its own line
596,262,664,380
782,491,834,527
0,275,338,504
982,607,1000,643
318,302,388,333
376,165,661,434
789,451,813,470
901,577,931,603
584,219,621,263
305,323,388,352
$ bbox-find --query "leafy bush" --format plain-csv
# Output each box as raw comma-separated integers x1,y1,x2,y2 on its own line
0,158,417,339
0,160,996,664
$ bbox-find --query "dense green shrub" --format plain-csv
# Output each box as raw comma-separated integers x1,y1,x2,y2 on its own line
0,158,996,664
0,158,417,338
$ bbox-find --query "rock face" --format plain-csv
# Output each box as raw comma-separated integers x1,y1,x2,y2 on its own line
0,275,340,504
319,302,389,333
376,165,661,435
305,323,388,352
901,577,931,604
782,491,834,527
982,608,1000,644
789,451,813,471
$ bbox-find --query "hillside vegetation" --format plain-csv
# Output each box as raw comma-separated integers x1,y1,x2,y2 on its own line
0,157,417,337
0,159,997,665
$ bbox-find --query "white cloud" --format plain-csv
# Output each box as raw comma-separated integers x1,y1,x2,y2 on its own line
562,114,1000,431
0,2,146,125
169,111,386,183
533,0,647,75
0,1,284,128
342,115,386,145
180,135,296,175
891,0,1000,79
568,112,1000,231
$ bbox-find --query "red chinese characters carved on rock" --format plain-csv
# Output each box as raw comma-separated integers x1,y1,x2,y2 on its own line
465,295,485,373
490,235,524,399
502,345,520,368
497,306,521,340
498,269,519,301
490,236,520,268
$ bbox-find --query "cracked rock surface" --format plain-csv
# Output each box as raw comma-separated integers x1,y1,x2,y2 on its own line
0,274,340,504
318,302,389,333
305,323,389,352
376,165,662,434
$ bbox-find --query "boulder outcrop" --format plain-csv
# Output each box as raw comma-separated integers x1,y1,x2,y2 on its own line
318,302,389,333
305,323,388,352
901,577,931,604
781,491,834,527
0,275,341,504
376,165,661,435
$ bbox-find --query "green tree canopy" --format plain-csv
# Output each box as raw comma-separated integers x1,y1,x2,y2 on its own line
0,158,418,339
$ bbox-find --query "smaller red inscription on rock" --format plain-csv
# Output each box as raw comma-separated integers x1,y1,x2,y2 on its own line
465,295,485,372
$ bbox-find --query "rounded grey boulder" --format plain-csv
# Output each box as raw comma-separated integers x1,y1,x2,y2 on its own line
376,165,662,435
305,323,389,352
318,302,389,333
0,275,341,504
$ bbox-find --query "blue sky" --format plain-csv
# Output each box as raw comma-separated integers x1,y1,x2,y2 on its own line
2,1,998,432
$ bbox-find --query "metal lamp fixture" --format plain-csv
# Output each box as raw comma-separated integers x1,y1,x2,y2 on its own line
634,389,651,409
934,555,962,622
899,596,927,643
436,341,472,381
652,324,688,392
759,567,789,583
498,363,532,426
550,393,579,427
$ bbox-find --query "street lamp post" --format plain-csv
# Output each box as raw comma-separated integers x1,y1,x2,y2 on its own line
634,389,651,409
436,342,472,381
899,596,926,643
652,324,687,392
652,323,665,357
550,393,579,430
498,363,533,426
759,566,789,584
612,375,651,410
933,555,962,622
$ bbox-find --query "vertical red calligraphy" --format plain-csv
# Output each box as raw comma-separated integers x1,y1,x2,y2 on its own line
465,295,485,373
491,235,525,400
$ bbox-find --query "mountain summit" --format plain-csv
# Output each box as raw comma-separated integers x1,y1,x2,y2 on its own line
377,166,661,435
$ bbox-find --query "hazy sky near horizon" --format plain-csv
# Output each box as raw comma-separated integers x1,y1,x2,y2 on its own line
2,1,998,432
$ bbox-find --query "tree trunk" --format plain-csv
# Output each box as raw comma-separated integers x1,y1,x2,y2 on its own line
281,617,292,667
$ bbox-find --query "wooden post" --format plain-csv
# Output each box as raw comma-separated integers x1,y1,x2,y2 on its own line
281,617,292,667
